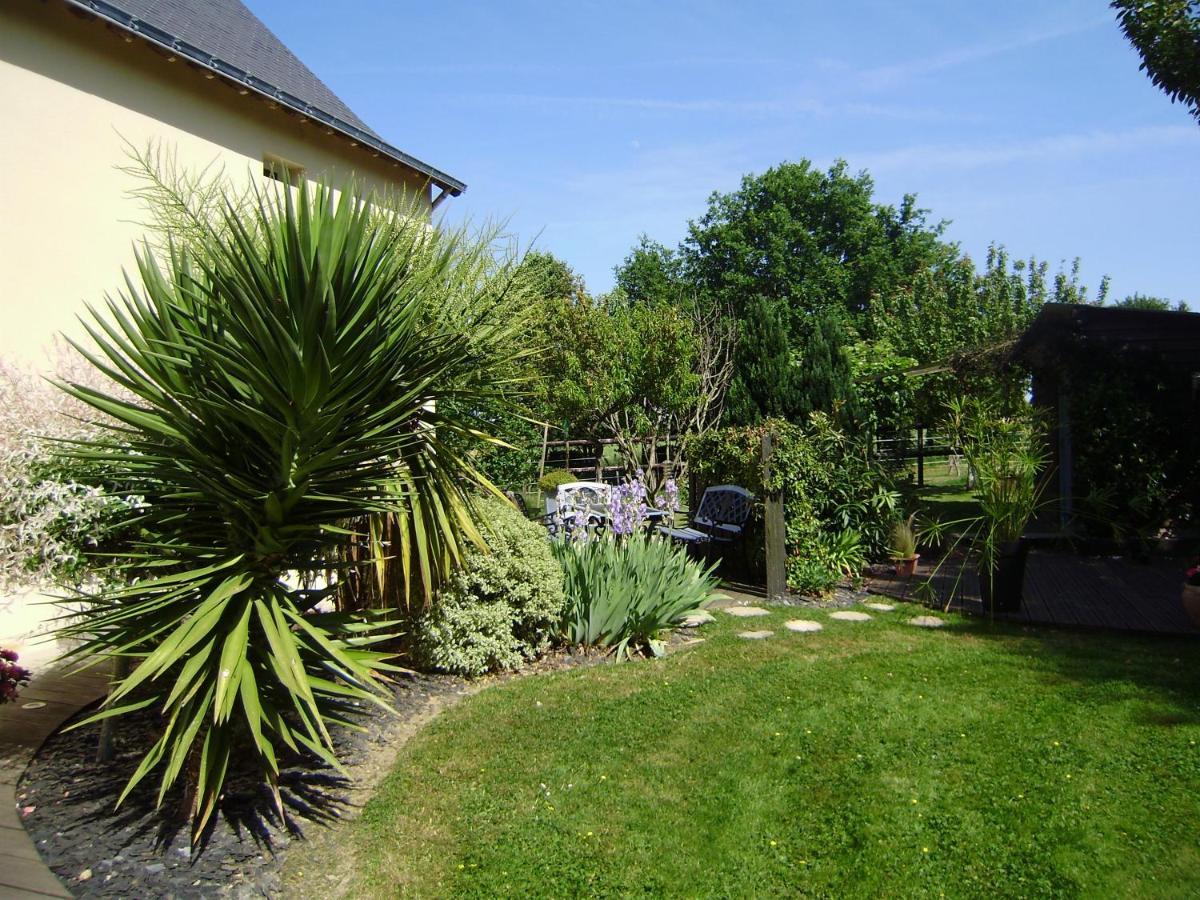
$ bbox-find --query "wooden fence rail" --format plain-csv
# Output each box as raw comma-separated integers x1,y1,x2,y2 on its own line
875,427,957,487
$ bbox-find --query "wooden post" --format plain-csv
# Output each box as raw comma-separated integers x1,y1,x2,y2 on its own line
762,430,786,603
538,423,550,481
1058,374,1073,530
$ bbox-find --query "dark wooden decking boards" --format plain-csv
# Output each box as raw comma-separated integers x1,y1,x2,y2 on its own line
1,659,109,898
866,551,1200,635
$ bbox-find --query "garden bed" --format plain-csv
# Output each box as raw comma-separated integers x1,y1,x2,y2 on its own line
17,647,603,898
17,672,466,897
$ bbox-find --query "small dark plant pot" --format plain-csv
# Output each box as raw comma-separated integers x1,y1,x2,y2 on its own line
892,554,919,578
979,540,1029,613
1181,584,1200,627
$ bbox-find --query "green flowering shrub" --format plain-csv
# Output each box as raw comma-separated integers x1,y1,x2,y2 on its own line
0,359,140,590
415,495,566,675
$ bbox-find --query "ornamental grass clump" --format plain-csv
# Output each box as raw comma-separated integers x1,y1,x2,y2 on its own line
919,397,1050,610
552,473,717,659
57,180,526,837
553,536,718,660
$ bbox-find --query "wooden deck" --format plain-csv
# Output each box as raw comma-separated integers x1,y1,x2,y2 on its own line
866,550,1200,635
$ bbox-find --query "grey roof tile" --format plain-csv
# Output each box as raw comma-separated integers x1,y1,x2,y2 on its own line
61,0,465,192
107,0,377,135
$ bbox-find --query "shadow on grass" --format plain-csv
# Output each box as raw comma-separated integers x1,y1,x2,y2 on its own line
934,615,1200,725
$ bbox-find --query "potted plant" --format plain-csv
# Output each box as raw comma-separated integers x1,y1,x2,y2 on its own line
888,513,920,577
1182,564,1200,627
920,399,1048,614
538,468,577,516
971,408,1049,612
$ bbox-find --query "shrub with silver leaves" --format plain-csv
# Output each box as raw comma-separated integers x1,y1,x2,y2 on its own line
415,495,565,675
0,356,138,591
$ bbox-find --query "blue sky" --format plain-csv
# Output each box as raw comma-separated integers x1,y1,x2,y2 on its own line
256,0,1199,303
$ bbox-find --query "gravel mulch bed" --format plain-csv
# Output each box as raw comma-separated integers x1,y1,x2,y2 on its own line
760,582,875,609
13,638,675,898
17,652,597,899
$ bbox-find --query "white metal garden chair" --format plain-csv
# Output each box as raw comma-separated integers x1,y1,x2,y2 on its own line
546,481,612,536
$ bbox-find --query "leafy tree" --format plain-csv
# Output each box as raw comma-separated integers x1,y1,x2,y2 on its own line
868,246,1110,423
615,237,738,440
682,159,951,333
1114,292,1190,311
1112,0,1200,123
451,250,586,490
536,292,699,489
58,182,525,835
614,235,686,305
518,250,588,306
844,338,919,437
680,160,952,427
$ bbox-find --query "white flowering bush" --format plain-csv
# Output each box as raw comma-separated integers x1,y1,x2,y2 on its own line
0,356,139,590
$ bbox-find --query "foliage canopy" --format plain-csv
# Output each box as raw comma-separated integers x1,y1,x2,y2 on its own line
1113,0,1200,123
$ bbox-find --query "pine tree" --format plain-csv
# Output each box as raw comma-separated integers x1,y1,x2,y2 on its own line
723,296,802,424
795,309,858,425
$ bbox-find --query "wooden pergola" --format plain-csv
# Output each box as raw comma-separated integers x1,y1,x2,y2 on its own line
1015,303,1200,531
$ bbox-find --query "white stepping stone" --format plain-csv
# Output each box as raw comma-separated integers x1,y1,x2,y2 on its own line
864,602,895,612
829,611,872,622
908,616,945,628
680,610,716,628
723,606,770,618
784,619,823,633
737,630,774,640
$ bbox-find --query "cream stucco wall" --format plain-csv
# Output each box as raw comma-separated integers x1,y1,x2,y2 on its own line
0,1,433,368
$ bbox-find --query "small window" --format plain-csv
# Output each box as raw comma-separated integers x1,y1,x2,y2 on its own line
263,154,304,186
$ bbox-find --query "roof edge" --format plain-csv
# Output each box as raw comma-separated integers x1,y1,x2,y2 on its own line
64,0,466,196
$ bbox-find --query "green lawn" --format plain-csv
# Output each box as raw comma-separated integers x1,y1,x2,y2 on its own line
918,481,981,528
291,606,1200,898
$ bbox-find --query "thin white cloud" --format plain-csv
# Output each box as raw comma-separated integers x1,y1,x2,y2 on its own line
856,125,1198,172
857,15,1112,90
488,93,824,114
333,54,843,78
455,92,970,123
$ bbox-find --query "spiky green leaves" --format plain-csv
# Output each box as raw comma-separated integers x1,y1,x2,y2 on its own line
57,181,528,837
553,536,719,660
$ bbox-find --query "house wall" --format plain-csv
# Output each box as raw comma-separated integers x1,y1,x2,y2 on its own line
0,0,432,368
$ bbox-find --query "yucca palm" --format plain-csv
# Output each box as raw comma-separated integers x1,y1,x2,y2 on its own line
57,181,527,836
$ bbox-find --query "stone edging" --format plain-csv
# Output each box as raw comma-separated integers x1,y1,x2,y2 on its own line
1,660,110,899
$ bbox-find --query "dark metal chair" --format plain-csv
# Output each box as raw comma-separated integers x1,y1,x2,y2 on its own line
657,485,752,547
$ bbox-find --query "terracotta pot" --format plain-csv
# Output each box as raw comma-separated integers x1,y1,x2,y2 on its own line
893,554,920,578
1181,584,1200,627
